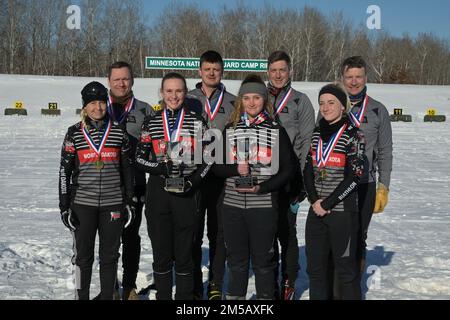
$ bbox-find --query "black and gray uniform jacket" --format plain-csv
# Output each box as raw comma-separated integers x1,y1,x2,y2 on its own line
213,116,295,209
304,117,367,213
59,117,134,211
135,106,211,187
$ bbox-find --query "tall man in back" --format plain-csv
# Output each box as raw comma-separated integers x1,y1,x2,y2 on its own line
267,51,315,299
107,61,154,300
340,56,393,281
187,50,235,300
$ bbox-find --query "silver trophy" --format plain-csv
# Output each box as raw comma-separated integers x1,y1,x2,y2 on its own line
164,142,185,193
234,138,257,189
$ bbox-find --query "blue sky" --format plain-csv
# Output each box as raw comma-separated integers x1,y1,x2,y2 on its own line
142,0,450,40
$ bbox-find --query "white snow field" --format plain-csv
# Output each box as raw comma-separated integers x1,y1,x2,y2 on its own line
0,74,449,300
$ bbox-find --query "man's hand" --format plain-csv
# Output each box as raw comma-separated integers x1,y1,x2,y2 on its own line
374,183,389,213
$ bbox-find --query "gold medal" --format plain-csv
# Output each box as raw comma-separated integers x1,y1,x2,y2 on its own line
95,158,104,170
317,169,327,182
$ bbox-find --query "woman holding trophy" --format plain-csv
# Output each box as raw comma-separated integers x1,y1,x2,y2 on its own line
212,74,295,300
135,73,209,300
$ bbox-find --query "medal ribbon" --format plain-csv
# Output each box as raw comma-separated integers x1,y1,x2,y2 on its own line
275,88,293,115
349,95,368,128
205,85,225,122
81,120,112,159
241,111,269,127
316,123,347,168
162,107,185,142
107,96,135,124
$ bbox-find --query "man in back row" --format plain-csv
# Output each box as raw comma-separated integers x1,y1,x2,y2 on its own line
187,50,236,300
107,61,154,300
267,51,315,299
340,56,392,290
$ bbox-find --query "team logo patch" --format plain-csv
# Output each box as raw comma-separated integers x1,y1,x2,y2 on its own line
110,211,121,221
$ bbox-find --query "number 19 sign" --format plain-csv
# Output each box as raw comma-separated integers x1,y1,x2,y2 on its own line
146,57,268,73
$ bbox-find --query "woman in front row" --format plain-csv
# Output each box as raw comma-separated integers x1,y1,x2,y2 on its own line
135,73,209,300
213,74,294,300
304,83,367,300
59,82,135,300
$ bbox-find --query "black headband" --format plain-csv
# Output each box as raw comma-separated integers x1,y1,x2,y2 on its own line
319,84,348,109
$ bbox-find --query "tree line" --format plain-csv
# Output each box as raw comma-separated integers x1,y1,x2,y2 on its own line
1,0,450,85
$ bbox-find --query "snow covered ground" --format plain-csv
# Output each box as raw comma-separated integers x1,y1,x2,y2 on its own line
0,74,449,300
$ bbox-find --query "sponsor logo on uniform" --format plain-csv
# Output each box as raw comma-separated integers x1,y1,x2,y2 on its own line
141,131,152,143
65,141,75,153
77,148,120,164
152,104,162,112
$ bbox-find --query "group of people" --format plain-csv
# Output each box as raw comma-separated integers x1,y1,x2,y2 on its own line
58,50,392,300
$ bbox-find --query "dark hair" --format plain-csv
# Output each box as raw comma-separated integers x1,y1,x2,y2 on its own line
200,50,224,70
161,72,187,92
267,51,291,69
108,61,134,81
319,83,349,112
341,56,367,76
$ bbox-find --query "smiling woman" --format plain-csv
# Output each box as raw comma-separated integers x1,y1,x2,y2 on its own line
58,81,135,300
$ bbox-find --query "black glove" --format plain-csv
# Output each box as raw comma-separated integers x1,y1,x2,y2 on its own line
160,160,173,177
183,177,194,193
124,196,138,228
61,209,77,231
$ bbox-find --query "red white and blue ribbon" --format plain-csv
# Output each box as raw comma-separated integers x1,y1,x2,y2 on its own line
316,123,347,168
81,120,112,157
162,107,185,142
241,111,269,127
205,85,224,122
275,88,293,115
107,96,135,124
349,95,368,128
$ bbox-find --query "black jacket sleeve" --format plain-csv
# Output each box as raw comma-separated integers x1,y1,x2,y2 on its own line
185,117,213,188
258,127,295,194
211,126,240,178
303,147,319,204
320,129,367,211
120,129,134,199
135,117,169,176
59,128,76,212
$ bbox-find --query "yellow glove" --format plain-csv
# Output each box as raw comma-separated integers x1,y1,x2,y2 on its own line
373,183,389,213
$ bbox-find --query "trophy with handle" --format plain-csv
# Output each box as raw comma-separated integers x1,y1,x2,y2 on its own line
234,138,257,190
164,142,186,193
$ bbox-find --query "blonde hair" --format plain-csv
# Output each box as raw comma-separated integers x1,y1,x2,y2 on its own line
229,74,274,128
80,109,89,128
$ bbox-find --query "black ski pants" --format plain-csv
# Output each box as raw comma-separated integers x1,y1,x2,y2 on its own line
71,203,125,300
